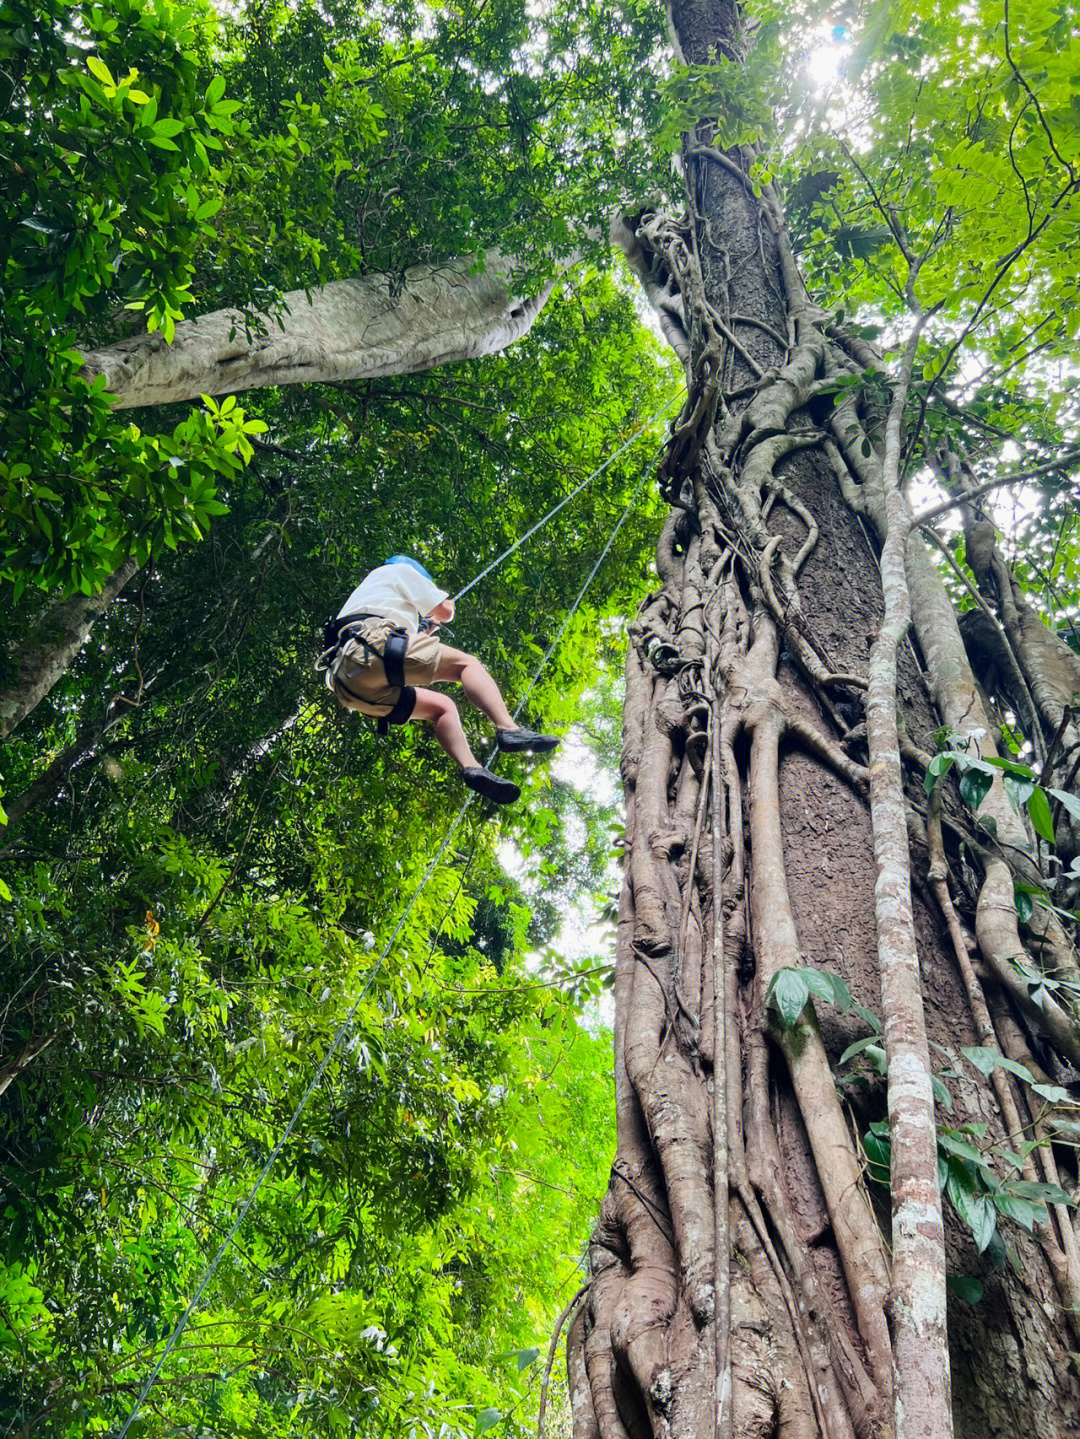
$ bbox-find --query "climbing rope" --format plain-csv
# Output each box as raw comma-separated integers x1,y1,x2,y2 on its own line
114,454,658,1438
449,392,682,604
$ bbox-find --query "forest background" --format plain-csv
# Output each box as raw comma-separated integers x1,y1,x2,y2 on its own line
2,0,1080,1435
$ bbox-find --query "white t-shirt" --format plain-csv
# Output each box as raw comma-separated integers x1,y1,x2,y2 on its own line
337,563,449,635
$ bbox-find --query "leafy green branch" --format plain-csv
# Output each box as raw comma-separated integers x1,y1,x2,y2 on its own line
767,964,1080,1279
924,732,1080,848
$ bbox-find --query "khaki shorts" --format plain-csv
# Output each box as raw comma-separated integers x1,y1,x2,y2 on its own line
329,617,444,718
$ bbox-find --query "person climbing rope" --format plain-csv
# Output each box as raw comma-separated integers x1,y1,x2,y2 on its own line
320,556,559,804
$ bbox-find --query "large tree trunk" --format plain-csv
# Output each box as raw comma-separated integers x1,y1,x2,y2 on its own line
80,252,555,410
567,3,1080,1436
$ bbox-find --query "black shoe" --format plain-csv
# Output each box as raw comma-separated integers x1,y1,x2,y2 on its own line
496,726,560,755
462,766,520,805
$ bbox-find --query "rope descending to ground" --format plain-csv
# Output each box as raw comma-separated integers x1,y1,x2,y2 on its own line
114,456,658,1439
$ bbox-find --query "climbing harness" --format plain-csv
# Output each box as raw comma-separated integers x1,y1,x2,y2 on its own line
318,612,415,733
114,407,673,1438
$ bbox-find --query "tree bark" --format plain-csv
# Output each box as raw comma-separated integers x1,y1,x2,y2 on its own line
1,558,140,740
567,3,1080,1436
80,253,556,410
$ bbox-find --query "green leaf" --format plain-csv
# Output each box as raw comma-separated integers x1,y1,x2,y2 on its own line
852,1002,882,1033
931,1074,953,1111
516,1345,540,1372
961,1046,1035,1086
839,1034,882,1066
997,1148,1028,1171
87,55,115,88
826,973,853,1012
801,967,852,1013
767,969,810,1028
980,757,1036,776
1030,1082,1072,1104
938,1130,986,1165
1049,788,1080,822
992,1193,1046,1231
946,1275,984,1305
924,752,955,795
962,1048,1069,1105
862,1128,891,1183
863,1043,887,1075
1006,1179,1075,1206
1014,887,1034,924
1004,774,1035,812
959,767,993,811
476,1409,502,1434
1027,787,1056,844
205,74,227,107
946,1161,997,1253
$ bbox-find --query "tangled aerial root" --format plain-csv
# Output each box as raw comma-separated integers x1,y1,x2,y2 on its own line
569,127,1080,1439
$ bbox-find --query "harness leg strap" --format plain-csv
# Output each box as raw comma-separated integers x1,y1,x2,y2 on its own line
377,685,417,735
324,622,415,737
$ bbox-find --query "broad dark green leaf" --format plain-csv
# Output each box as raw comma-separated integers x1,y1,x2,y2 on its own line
1027,787,1057,844
946,1161,998,1254
959,767,993,812
946,1275,984,1305
1005,1180,1076,1207
992,1193,1046,1231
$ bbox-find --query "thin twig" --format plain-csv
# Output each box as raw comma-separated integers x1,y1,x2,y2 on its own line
913,451,1080,527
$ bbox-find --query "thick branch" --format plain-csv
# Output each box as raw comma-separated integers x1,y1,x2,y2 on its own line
912,450,1080,527
80,253,558,410
0,558,140,739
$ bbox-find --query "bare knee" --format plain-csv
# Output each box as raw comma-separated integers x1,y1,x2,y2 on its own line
413,689,458,724
436,695,461,724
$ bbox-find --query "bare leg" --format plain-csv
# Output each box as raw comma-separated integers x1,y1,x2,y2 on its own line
432,647,516,730
411,689,480,769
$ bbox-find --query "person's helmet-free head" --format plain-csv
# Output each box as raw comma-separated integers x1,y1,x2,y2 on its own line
385,555,434,582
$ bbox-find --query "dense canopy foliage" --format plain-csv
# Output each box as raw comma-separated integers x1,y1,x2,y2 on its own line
4,0,1080,1434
